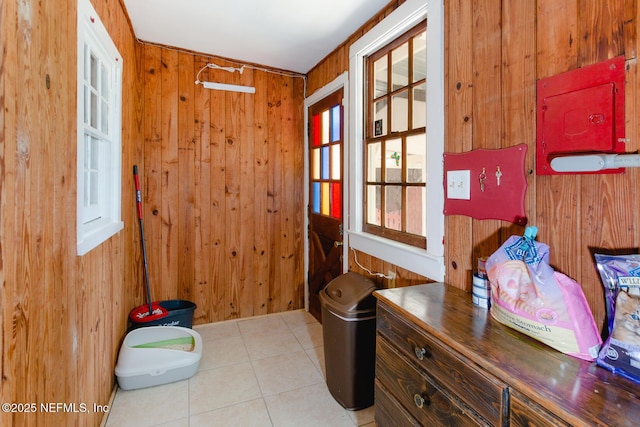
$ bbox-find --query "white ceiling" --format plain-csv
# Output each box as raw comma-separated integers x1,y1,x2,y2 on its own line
122,0,392,74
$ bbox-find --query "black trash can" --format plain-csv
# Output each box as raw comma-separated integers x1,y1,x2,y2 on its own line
320,272,377,410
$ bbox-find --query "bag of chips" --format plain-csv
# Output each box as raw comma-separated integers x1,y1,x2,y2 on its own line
486,227,601,361
595,254,640,384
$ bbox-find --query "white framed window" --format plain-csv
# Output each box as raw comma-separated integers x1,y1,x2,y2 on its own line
363,22,427,248
76,0,123,255
348,0,445,281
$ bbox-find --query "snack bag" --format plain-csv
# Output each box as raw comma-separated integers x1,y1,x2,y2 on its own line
594,254,640,384
486,227,601,361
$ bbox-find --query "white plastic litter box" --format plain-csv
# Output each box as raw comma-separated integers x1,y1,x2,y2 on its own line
115,326,203,390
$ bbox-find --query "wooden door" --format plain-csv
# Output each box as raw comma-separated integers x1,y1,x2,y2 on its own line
308,89,344,322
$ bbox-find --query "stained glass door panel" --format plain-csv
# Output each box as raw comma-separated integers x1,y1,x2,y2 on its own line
307,89,344,322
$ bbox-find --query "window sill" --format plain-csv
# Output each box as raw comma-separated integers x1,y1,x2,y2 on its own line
77,221,124,256
347,230,444,281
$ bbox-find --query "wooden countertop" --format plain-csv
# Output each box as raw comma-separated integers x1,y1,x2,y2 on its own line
374,283,640,427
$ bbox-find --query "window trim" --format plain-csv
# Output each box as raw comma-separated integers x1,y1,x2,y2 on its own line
348,0,444,281
76,0,124,256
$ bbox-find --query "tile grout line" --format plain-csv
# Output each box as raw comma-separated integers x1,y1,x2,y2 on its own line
242,318,276,426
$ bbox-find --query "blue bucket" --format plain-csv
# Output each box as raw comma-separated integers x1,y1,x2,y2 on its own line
128,300,196,330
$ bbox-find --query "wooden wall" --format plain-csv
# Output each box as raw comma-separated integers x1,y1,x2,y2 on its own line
1,0,142,425
139,46,306,323
1,0,638,425
308,0,640,332
348,249,431,289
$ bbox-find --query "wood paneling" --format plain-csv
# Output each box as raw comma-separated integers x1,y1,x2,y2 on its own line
2,1,639,425
348,249,430,289
140,47,306,323
308,0,640,332
1,0,142,425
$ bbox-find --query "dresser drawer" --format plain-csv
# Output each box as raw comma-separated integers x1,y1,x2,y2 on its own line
377,304,506,425
509,390,571,427
376,336,486,427
375,380,422,427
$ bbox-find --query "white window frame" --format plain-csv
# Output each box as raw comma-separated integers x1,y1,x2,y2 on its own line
76,0,123,255
348,0,445,281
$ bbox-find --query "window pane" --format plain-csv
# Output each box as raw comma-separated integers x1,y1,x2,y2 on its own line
84,170,90,207
391,42,408,90
406,134,426,183
86,135,101,207
84,135,91,208
373,56,388,98
90,170,99,205
366,185,381,226
321,146,330,179
321,110,330,145
84,44,90,82
391,90,408,132
385,185,402,231
373,98,387,137
90,136,100,169
84,134,91,168
312,182,320,213
101,100,109,134
84,86,90,125
413,31,427,82
406,186,425,236
321,182,330,216
101,63,109,96
312,148,320,180
331,144,340,180
367,142,381,181
312,114,321,146
331,105,340,142
412,83,426,129
331,183,341,219
90,92,98,128
90,53,98,89
386,139,402,183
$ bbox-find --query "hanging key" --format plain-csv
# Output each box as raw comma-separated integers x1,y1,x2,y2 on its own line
479,168,486,192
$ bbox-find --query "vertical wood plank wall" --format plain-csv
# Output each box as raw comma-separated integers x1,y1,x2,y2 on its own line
139,46,305,324
1,0,142,425
308,0,639,331
1,0,639,425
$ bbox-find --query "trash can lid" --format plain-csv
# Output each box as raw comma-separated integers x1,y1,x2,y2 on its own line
320,272,377,317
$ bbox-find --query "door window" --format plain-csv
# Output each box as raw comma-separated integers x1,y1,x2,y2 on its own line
310,95,342,220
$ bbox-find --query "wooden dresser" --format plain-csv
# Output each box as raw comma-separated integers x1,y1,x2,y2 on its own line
374,283,640,427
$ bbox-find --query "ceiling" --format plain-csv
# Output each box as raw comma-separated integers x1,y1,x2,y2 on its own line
122,0,392,74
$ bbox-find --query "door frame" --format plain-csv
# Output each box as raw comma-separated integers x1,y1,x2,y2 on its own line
303,72,349,311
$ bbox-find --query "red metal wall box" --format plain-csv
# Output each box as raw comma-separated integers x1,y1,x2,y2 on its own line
536,56,626,175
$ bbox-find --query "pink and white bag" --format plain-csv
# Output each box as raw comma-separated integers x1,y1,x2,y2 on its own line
485,227,602,361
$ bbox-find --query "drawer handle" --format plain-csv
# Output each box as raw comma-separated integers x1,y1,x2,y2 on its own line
414,346,430,360
413,393,431,408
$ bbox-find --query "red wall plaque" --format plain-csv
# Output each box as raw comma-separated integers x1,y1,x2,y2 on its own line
444,144,528,225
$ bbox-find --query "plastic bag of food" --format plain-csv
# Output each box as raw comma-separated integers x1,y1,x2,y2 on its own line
485,226,601,361
595,254,640,384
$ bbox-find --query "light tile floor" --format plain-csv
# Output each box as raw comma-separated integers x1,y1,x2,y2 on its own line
105,310,375,427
